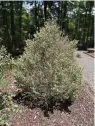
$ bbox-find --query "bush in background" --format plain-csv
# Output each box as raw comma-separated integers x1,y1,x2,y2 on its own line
0,93,13,126
13,21,82,105
0,46,13,126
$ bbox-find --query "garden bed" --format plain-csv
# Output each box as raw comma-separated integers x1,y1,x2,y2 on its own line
11,84,94,126
0,69,93,126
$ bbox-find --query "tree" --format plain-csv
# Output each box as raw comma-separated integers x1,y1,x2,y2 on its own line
19,1,23,40
10,1,15,52
0,1,94,54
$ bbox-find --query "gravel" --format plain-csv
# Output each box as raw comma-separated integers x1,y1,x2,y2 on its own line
76,51,94,91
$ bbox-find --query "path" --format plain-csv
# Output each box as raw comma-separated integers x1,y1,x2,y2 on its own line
76,51,94,91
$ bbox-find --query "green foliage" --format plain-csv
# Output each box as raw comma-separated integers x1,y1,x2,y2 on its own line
0,46,10,83
0,93,19,126
0,47,11,126
0,46,19,126
0,1,94,55
0,93,12,126
0,81,8,88
14,21,82,102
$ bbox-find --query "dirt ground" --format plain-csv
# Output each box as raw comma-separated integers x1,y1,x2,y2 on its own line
10,84,93,126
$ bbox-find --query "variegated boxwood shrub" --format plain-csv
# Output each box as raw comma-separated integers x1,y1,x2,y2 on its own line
13,21,82,105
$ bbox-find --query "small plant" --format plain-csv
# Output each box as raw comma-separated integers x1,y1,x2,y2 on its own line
0,93,19,126
0,46,14,126
13,21,82,106
0,46,11,79
0,93,12,126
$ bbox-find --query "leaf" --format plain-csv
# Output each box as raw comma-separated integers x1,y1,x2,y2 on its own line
0,80,8,87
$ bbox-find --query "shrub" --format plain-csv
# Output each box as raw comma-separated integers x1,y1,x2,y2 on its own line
0,93,13,126
14,21,82,103
0,92,19,126
0,46,11,72
0,46,13,126
0,46,10,87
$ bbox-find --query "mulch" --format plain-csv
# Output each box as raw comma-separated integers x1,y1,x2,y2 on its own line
11,85,94,126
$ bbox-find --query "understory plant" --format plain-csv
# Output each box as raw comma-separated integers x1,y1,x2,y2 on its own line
0,46,14,126
0,46,10,84
13,21,82,106
0,93,13,126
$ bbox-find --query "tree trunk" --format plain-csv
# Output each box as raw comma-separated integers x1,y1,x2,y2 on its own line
35,1,37,30
10,1,15,52
38,2,40,32
19,1,22,40
83,6,87,49
1,2,8,47
44,1,47,21
58,1,60,25
86,2,93,48
10,2,15,36
62,1,68,32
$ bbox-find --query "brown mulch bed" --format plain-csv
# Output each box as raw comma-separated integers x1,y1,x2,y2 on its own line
11,85,94,126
